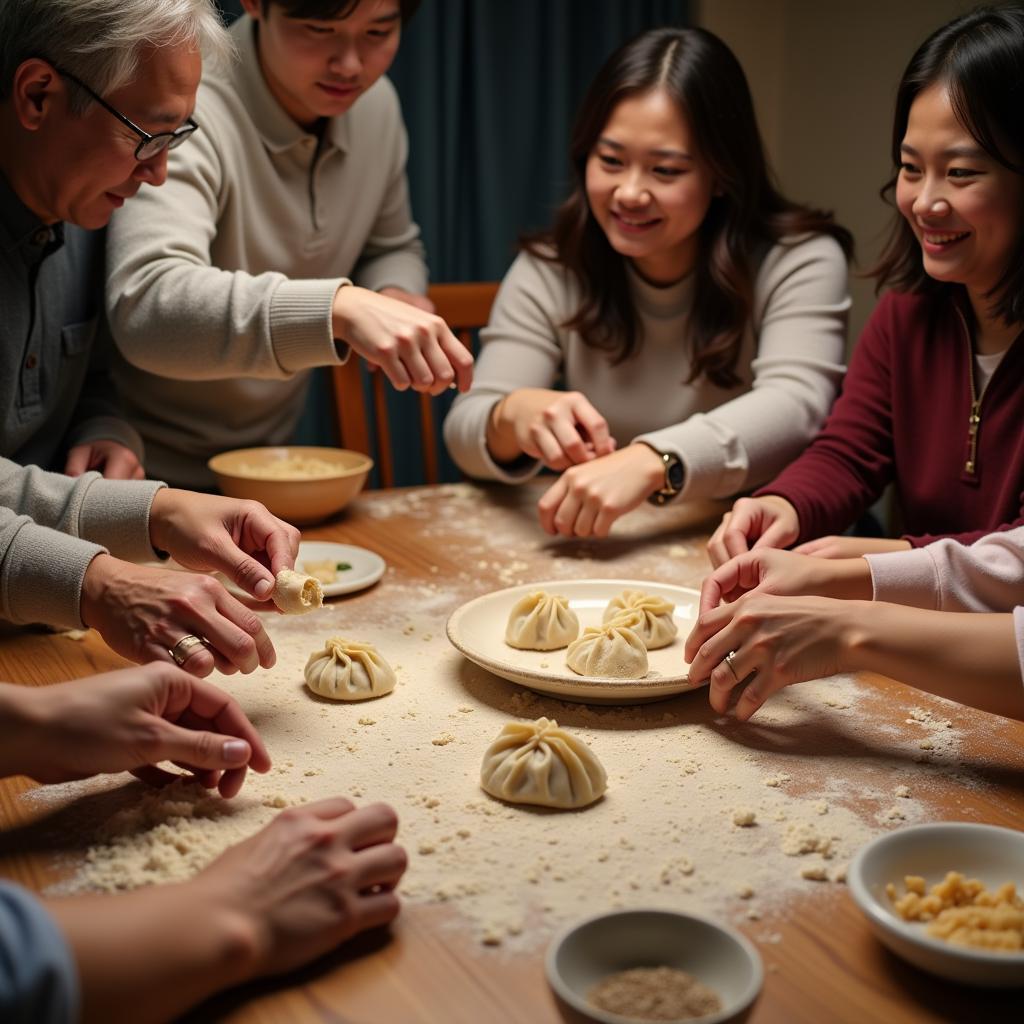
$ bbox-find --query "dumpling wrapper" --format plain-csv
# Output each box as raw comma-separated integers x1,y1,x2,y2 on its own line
273,568,323,614
480,717,607,809
566,623,648,678
304,637,396,701
603,590,677,649
505,590,580,650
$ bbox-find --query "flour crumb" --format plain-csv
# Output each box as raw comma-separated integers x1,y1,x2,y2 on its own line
431,733,456,746
800,865,829,881
764,773,791,788
736,885,755,899
883,805,906,821
358,717,376,726
894,785,911,798
262,795,288,809
814,800,829,816
781,824,834,858
732,808,757,827
831,863,848,884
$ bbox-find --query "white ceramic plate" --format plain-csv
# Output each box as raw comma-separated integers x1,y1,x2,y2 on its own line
446,579,701,704
217,541,385,599
848,822,1024,987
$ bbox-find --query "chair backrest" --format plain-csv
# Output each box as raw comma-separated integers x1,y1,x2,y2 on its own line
331,281,499,487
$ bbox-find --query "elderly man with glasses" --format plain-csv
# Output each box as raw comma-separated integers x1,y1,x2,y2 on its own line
0,0,225,480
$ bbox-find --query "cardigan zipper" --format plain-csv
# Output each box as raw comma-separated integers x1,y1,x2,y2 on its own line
954,307,982,477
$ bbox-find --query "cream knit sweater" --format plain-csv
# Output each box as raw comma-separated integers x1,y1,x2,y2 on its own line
443,234,850,501
106,15,427,487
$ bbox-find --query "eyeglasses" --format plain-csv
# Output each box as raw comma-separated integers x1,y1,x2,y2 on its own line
54,66,200,161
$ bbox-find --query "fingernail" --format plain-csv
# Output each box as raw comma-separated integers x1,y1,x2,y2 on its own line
254,578,273,599
223,739,250,763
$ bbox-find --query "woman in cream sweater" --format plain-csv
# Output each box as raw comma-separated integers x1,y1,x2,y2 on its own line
444,26,852,539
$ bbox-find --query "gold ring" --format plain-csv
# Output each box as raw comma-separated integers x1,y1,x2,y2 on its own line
724,650,741,683
168,634,209,666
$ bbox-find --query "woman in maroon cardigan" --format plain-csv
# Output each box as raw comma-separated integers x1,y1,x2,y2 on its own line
707,5,1024,568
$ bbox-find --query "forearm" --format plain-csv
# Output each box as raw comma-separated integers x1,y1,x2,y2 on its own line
45,882,256,1024
0,684,47,779
486,395,526,464
845,603,1023,719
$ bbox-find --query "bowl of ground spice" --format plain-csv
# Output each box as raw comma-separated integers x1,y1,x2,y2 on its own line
545,908,763,1024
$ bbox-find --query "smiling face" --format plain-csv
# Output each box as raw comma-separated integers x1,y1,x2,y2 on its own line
243,0,401,129
584,88,716,286
21,43,200,228
896,82,1024,307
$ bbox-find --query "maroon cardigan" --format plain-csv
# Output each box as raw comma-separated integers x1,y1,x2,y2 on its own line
757,289,1024,547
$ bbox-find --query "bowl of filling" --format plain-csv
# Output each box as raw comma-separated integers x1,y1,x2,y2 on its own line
848,822,1024,987
208,446,373,526
546,908,763,1024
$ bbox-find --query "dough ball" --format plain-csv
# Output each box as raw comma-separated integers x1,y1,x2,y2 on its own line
566,624,648,679
304,637,396,701
505,590,580,650
603,590,677,649
480,717,607,809
273,568,323,614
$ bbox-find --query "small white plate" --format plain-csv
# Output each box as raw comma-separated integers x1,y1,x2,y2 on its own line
848,822,1024,987
446,579,701,704
217,541,385,599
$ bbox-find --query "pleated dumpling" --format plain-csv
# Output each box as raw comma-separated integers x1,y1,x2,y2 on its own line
480,717,607,809
505,590,580,650
603,590,677,649
304,637,396,701
565,624,648,678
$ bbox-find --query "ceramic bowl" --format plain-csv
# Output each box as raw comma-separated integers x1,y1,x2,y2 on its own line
848,822,1024,987
545,908,763,1024
208,446,372,526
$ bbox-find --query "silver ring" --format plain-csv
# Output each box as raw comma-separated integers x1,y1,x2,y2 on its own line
168,634,209,666
724,650,741,683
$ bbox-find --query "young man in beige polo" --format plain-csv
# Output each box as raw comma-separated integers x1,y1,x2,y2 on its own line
106,0,472,488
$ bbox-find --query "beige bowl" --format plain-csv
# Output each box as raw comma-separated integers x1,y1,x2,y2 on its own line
208,446,373,526
546,908,763,1024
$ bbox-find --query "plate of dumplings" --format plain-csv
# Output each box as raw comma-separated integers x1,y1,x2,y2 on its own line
446,579,701,704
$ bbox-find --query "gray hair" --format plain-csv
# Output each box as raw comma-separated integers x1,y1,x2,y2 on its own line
0,0,233,114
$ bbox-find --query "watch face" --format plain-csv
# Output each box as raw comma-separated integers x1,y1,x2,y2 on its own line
667,458,685,490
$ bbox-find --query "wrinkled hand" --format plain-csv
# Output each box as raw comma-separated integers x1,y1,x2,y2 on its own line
21,662,272,797
491,389,616,470
793,535,912,559
81,554,275,676
196,799,406,977
333,284,473,396
698,548,873,615
537,443,664,538
65,440,145,480
149,489,300,602
684,594,858,720
707,495,801,568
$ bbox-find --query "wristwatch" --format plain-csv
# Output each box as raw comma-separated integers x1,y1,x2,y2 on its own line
649,450,685,506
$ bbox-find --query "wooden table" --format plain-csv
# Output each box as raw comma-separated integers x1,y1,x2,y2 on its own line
1,482,1022,1023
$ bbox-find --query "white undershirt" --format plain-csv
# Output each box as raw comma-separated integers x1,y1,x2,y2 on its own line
974,349,1006,395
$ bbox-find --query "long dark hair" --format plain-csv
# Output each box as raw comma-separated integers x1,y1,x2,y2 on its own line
873,5,1024,325
524,27,852,388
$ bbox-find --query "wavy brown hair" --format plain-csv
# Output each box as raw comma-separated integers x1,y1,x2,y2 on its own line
872,5,1024,325
524,27,852,388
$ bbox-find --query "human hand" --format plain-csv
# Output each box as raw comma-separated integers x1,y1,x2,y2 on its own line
196,798,406,977
489,389,617,470
80,554,275,676
537,443,664,538
332,284,473,396
15,662,271,797
698,549,873,615
706,495,801,568
378,285,436,314
149,489,300,602
793,535,913,559
684,594,862,720
65,440,145,480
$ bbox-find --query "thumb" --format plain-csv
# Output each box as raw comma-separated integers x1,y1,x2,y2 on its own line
152,722,253,772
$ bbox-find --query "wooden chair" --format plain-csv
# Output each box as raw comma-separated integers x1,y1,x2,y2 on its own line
331,281,499,487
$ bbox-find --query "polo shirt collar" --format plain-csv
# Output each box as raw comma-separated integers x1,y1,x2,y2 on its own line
0,168,63,257
229,14,351,156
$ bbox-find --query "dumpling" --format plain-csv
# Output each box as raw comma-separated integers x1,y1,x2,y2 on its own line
480,717,607,809
566,624,648,679
304,637,396,701
273,568,323,614
602,590,677,649
505,591,580,650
